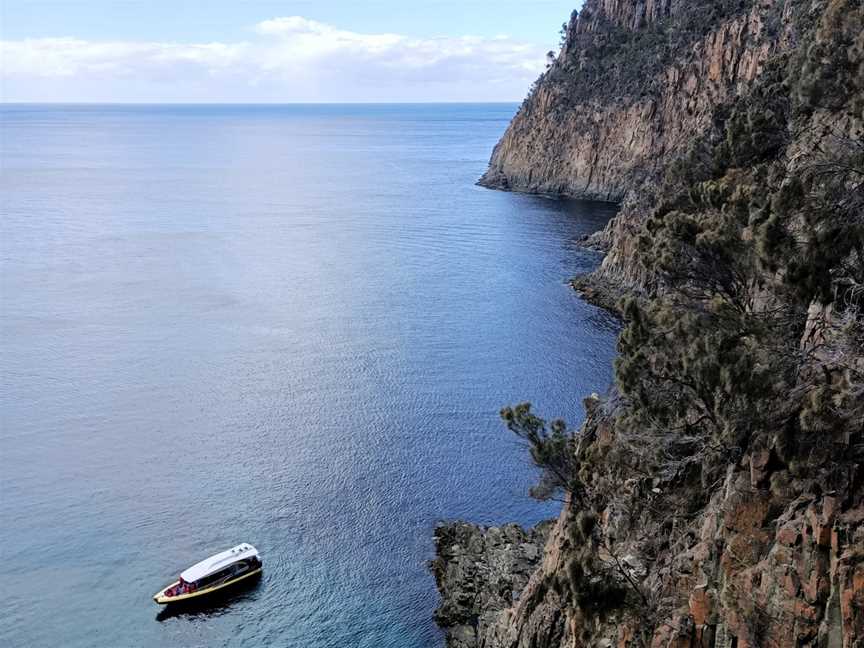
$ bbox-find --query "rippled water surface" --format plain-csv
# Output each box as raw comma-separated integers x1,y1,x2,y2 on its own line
0,104,619,647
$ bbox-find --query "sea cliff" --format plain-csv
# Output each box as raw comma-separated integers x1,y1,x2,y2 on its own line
479,0,782,202
435,1,863,646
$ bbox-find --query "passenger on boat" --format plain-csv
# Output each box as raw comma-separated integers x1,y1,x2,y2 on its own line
173,578,185,596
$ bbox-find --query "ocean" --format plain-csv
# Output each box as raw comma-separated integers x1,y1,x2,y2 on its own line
0,104,619,647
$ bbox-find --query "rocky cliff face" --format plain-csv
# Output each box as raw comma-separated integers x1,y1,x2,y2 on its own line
480,0,782,202
430,521,556,648
480,0,819,292
435,1,863,646
435,397,864,648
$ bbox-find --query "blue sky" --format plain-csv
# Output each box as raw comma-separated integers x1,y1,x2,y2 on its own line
1,1,582,102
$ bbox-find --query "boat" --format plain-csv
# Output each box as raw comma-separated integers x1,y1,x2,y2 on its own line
153,543,262,605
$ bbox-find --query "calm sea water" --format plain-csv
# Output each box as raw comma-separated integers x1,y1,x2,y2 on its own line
0,104,618,648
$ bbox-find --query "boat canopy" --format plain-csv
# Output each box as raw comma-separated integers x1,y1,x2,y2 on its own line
180,544,259,583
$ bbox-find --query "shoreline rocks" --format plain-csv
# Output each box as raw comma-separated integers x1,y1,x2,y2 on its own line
570,273,628,315
430,520,554,648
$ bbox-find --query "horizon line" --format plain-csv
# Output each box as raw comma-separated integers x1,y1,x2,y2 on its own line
1,100,523,106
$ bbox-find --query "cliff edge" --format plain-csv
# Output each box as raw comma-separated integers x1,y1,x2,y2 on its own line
479,0,782,203
435,1,863,646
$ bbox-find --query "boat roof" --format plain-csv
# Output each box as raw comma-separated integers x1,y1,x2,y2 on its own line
180,544,258,582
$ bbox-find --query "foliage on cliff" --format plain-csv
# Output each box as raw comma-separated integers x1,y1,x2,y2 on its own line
482,1,864,646
539,0,762,108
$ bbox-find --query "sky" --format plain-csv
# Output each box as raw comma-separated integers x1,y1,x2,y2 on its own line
0,1,582,103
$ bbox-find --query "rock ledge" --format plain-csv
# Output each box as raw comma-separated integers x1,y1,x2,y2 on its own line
430,520,554,648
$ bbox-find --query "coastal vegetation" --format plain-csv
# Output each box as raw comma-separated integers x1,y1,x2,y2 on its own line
538,0,766,109
436,0,863,645
501,59,863,647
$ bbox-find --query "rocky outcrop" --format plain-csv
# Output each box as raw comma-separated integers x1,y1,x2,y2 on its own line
479,0,818,297
436,1,864,646
479,0,783,202
434,404,864,648
430,520,556,647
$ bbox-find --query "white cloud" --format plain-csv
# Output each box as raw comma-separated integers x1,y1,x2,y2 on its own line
0,16,548,102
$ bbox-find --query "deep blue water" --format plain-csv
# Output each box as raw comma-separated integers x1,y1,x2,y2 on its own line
0,104,619,648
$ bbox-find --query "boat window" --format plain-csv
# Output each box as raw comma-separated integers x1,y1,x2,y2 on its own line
197,567,233,588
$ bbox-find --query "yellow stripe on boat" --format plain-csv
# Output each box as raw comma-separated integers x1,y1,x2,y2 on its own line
152,567,262,604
